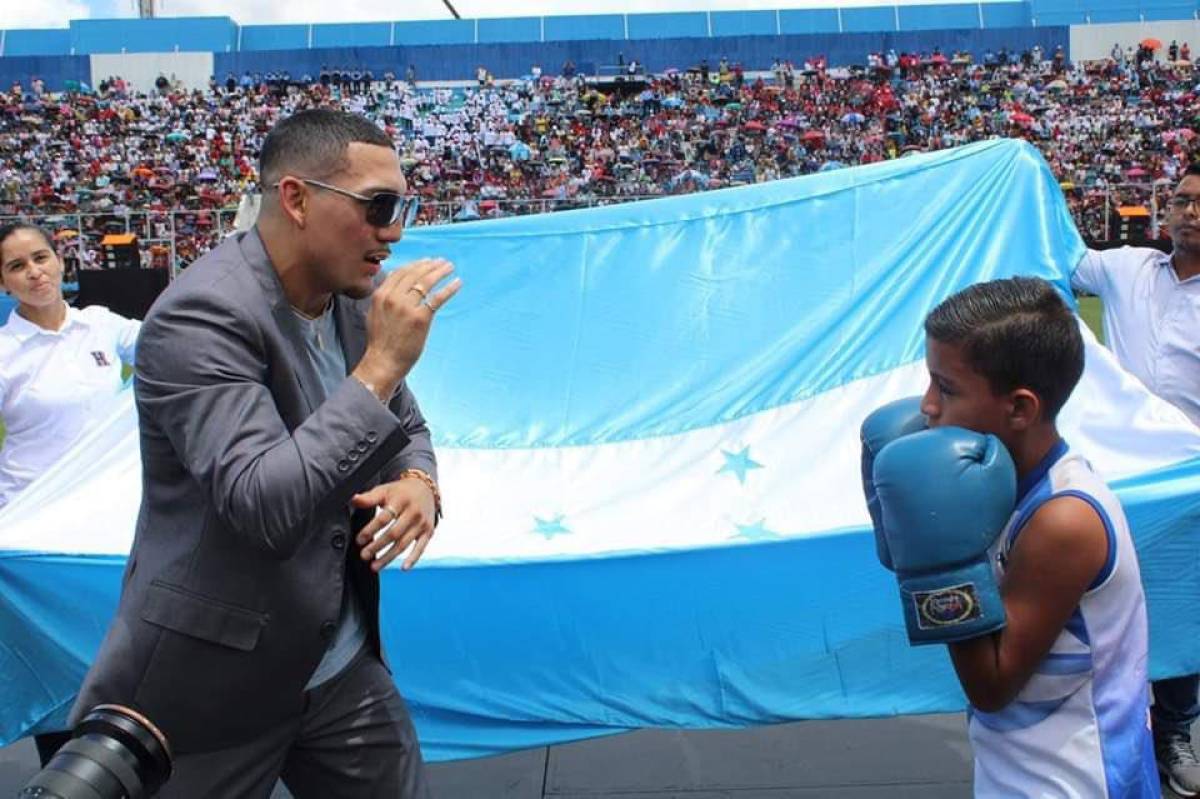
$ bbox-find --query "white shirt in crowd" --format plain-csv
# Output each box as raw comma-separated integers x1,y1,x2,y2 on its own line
1072,246,1200,426
0,303,140,507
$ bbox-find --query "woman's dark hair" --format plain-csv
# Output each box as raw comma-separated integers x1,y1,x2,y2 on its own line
0,223,55,260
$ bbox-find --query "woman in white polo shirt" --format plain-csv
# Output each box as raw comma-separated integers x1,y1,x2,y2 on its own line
0,223,140,507
0,222,140,764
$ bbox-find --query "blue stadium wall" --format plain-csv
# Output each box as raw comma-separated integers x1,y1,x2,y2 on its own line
210,28,1069,83
0,1,1196,88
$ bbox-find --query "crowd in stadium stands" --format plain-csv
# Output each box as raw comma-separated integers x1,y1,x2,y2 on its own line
1,39,1197,269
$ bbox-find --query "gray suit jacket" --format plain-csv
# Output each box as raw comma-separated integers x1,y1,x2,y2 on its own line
70,228,437,753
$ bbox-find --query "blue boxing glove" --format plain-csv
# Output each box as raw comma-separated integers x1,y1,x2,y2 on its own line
860,397,927,570
872,427,1016,645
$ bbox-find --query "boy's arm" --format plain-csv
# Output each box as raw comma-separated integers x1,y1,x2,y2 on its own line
947,496,1109,712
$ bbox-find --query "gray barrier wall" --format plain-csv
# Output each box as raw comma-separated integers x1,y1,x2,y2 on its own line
89,52,215,92
1069,19,1199,60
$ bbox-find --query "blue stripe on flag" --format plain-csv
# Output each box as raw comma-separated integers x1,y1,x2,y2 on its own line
389,140,1084,449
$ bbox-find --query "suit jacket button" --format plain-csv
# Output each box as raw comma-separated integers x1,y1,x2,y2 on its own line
347,451,360,463
337,460,350,472
355,442,369,453
320,621,336,640
365,431,378,443
331,533,346,550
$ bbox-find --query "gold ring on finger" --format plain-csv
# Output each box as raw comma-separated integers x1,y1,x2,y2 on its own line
408,285,427,299
382,504,399,521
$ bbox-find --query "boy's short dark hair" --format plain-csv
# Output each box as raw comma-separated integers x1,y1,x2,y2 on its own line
924,276,1084,420
1185,162,1200,178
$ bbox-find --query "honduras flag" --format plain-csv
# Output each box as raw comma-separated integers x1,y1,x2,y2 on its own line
2,139,1198,760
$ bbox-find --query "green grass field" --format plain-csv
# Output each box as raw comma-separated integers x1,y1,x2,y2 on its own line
0,301,1109,452
1077,296,1104,344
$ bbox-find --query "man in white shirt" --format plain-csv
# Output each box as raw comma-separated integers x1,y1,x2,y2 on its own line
1071,162,1200,797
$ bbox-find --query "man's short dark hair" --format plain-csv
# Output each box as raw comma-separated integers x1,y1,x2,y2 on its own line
258,109,393,185
924,276,1083,420
1185,162,1200,179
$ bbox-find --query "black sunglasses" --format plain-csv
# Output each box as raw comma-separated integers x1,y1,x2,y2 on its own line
275,178,416,227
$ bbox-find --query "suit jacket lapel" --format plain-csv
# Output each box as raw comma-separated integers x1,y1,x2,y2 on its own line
239,228,325,416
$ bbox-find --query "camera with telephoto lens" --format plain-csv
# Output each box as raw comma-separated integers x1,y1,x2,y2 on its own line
18,704,172,799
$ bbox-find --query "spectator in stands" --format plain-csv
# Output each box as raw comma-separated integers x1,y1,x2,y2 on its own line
1170,40,1180,62
0,222,140,764
1183,42,1192,62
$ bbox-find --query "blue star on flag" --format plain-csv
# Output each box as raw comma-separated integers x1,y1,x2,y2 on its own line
732,519,780,541
717,446,764,484
533,514,571,539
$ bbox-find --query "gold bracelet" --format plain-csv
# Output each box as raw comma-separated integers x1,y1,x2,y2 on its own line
399,468,442,522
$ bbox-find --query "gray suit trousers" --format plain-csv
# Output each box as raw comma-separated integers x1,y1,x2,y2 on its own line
159,648,429,799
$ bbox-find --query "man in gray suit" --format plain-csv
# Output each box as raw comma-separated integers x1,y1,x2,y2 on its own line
70,109,461,797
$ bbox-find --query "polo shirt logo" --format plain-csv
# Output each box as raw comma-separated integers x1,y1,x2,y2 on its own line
90,351,111,367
